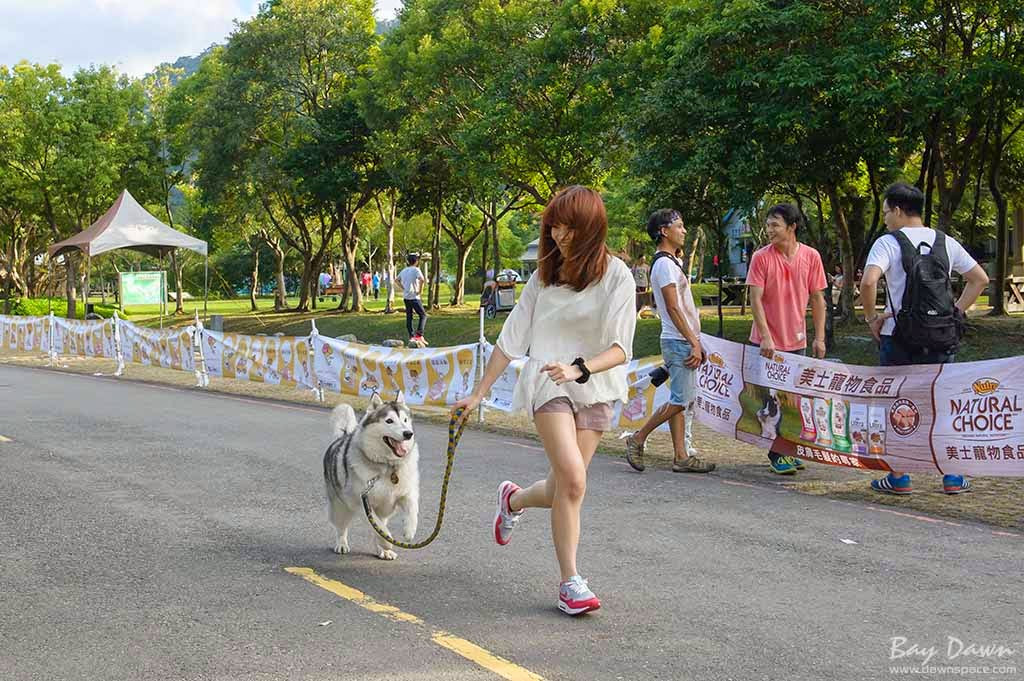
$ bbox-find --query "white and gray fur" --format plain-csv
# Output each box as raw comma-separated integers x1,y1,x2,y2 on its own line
323,393,420,561
756,389,783,440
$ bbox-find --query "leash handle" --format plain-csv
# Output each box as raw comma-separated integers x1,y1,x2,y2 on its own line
361,408,466,550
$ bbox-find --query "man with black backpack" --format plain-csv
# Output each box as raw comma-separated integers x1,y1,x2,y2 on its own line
860,182,989,495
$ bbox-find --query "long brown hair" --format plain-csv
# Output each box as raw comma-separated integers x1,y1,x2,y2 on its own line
538,185,609,291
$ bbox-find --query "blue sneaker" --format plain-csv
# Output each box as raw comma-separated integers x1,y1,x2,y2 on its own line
768,455,797,475
791,457,806,470
943,475,972,495
871,473,912,495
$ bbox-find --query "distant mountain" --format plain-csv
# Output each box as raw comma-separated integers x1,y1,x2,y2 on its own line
150,17,398,84
376,18,399,34
150,45,218,84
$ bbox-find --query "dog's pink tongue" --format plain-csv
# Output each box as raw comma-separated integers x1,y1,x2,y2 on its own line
395,439,412,456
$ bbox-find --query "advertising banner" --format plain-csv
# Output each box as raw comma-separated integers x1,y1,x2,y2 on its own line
312,335,477,406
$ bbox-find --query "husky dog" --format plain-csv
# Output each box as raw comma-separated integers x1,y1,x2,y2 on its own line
323,393,420,561
756,389,783,440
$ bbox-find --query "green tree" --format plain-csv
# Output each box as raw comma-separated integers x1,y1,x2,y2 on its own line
187,0,380,312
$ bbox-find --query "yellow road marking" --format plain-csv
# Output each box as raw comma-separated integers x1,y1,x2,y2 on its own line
0,435,11,442
285,567,544,681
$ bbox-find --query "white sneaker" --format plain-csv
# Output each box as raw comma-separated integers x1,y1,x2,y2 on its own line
493,481,523,545
558,575,601,615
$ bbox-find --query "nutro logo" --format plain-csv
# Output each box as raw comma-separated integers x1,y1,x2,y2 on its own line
972,378,999,396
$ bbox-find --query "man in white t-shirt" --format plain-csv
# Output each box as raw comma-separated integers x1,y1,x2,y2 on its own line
397,253,427,340
624,209,714,474
861,182,989,496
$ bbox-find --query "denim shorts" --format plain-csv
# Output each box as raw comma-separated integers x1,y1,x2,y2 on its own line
661,338,697,407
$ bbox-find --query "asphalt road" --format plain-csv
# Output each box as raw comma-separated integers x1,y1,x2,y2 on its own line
1,364,1020,681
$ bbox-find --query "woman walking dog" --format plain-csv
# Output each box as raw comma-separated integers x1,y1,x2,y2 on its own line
453,185,636,615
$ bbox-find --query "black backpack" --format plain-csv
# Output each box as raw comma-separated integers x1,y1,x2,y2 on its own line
886,229,965,353
649,251,685,279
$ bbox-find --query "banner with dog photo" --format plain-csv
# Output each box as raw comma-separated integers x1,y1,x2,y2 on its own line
696,335,1024,477
118,319,195,373
51,316,118,359
311,335,478,406
200,330,316,389
0,314,51,353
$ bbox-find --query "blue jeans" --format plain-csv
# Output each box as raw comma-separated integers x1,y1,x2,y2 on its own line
879,335,954,366
661,338,697,407
404,299,426,336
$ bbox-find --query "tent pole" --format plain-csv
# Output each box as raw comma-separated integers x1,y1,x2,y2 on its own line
84,252,91,320
160,251,165,330
204,254,209,324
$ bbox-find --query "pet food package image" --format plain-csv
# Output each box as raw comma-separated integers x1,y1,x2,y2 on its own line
868,405,887,456
831,398,851,453
799,396,816,442
813,397,833,448
849,403,869,455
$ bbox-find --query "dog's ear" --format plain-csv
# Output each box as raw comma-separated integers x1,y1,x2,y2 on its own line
368,392,383,411
395,390,406,405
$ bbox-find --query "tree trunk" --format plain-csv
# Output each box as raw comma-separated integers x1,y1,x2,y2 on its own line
296,261,313,312
925,143,939,227
2,239,12,315
452,244,470,306
694,227,706,282
480,220,489,280
989,111,1008,316
65,255,79,319
826,183,856,320
170,250,185,314
430,207,442,309
491,198,501,275
385,219,396,314
249,246,260,312
269,238,287,311
339,224,362,312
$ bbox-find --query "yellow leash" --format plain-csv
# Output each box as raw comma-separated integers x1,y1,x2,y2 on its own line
361,408,467,550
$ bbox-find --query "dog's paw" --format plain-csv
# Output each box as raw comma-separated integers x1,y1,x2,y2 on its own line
376,548,398,561
333,540,351,555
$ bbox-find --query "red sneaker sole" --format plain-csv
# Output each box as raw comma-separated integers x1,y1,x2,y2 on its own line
558,599,601,616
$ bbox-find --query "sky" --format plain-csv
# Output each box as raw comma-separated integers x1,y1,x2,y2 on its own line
0,0,403,77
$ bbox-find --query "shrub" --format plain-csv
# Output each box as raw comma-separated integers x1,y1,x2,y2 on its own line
5,298,125,319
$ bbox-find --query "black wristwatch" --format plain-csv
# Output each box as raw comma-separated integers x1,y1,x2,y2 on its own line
571,357,591,384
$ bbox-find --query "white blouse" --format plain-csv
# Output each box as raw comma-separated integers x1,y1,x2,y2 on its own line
496,255,637,413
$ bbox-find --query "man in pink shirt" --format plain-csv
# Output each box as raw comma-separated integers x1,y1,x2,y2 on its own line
746,203,828,475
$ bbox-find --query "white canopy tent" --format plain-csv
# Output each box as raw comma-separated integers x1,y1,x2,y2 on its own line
48,190,209,321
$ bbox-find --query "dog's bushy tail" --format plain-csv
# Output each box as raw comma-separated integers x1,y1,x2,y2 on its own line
331,403,358,438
